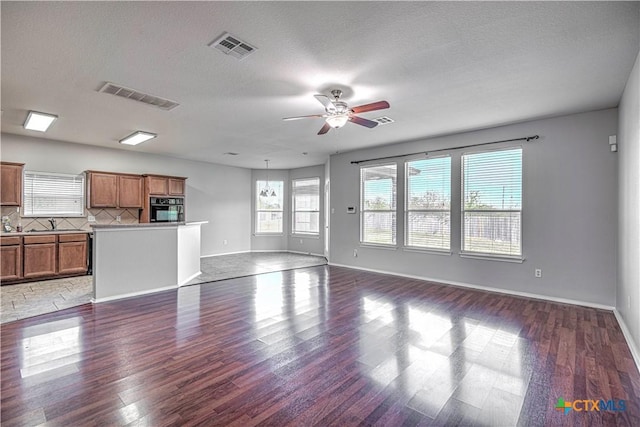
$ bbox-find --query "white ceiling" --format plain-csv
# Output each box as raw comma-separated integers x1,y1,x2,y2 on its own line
2,2,639,169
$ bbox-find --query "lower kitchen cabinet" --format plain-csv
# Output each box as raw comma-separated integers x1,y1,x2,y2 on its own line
58,234,88,275
23,235,57,279
0,238,22,281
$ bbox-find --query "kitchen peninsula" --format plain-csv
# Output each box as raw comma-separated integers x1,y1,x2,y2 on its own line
91,221,206,302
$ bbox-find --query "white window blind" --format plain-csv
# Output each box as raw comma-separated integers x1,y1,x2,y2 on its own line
406,156,451,250
256,180,284,233
462,148,522,257
361,164,397,245
23,171,85,217
292,177,320,235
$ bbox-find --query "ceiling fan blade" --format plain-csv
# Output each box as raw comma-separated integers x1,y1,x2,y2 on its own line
350,100,390,114
349,115,379,129
282,114,325,121
314,94,334,110
317,122,331,135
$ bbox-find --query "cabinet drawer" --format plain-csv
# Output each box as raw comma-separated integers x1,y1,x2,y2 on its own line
0,236,21,245
24,235,56,244
58,233,88,243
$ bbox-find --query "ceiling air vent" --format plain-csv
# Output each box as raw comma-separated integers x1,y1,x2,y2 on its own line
373,116,395,125
98,82,180,111
209,32,257,60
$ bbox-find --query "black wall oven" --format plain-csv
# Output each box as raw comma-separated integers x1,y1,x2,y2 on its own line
150,197,184,222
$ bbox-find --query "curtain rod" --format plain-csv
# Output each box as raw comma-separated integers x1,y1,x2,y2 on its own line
350,135,540,165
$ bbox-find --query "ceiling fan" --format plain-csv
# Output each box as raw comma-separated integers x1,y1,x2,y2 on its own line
283,89,390,135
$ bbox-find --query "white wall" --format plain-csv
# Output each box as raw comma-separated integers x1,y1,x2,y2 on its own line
617,50,640,354
329,109,619,307
0,133,252,256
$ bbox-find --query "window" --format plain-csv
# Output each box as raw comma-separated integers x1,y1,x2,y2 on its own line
256,180,284,233
406,156,451,250
361,164,397,245
292,177,320,235
462,147,522,257
23,171,85,217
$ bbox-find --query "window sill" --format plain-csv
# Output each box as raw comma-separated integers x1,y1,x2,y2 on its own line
291,233,320,239
403,247,452,256
459,252,524,263
254,233,284,237
359,243,398,251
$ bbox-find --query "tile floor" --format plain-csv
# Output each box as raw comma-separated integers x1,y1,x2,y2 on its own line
0,252,327,324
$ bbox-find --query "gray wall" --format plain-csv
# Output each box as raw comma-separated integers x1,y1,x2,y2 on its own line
250,164,325,255
617,50,640,352
0,133,252,256
329,109,619,306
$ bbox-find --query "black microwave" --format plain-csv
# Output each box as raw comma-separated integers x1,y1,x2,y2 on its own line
149,197,184,222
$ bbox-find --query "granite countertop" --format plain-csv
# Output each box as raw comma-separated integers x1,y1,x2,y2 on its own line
1,229,92,236
91,221,207,230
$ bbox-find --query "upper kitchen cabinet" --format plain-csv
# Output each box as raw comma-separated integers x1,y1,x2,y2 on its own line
86,171,143,209
144,175,186,196
1,162,24,206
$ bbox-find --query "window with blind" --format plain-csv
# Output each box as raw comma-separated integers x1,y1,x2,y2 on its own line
23,171,85,217
292,177,320,235
462,147,522,257
405,156,451,250
256,180,284,233
361,164,397,245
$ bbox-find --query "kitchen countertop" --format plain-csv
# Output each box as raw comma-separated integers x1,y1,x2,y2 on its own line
91,221,207,230
1,229,92,236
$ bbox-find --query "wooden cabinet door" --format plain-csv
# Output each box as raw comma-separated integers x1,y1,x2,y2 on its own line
168,178,185,196
1,162,24,206
148,176,168,195
0,245,22,281
23,243,57,279
58,240,88,275
89,172,118,208
118,175,143,208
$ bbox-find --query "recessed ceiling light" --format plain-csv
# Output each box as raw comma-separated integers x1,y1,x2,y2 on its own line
24,111,57,132
119,131,156,146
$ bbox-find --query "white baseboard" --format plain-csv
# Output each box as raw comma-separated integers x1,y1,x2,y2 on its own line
178,271,202,287
328,262,615,311
202,250,325,258
287,250,326,257
201,250,250,258
92,285,177,303
613,309,640,371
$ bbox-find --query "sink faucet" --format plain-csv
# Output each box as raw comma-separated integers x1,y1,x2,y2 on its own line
48,218,57,230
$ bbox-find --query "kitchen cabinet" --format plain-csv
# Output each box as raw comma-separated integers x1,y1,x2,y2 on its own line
1,236,22,281
58,234,88,275
145,174,186,196
87,171,143,208
1,162,24,206
23,235,57,279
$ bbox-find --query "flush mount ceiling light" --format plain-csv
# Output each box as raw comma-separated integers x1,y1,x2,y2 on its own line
119,131,157,146
24,111,57,132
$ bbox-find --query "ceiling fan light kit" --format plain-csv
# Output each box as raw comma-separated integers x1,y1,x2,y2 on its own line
283,89,389,135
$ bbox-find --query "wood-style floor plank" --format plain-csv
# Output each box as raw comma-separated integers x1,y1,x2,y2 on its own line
1,265,639,426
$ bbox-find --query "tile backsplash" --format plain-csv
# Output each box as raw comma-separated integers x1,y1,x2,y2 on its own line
0,207,139,231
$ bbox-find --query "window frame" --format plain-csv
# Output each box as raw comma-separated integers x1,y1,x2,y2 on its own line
255,179,284,235
360,162,397,247
460,146,523,259
291,176,320,236
404,155,452,252
22,170,86,218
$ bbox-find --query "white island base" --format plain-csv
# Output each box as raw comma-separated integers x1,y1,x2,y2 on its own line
92,222,206,302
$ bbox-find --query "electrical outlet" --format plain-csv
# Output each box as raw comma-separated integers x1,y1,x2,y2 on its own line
116,215,121,222
88,215,96,222
353,249,358,257
223,239,228,245
535,268,542,278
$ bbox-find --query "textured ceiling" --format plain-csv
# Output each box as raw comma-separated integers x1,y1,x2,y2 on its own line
1,2,639,169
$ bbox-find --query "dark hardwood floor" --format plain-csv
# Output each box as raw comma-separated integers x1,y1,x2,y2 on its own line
1,266,639,426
